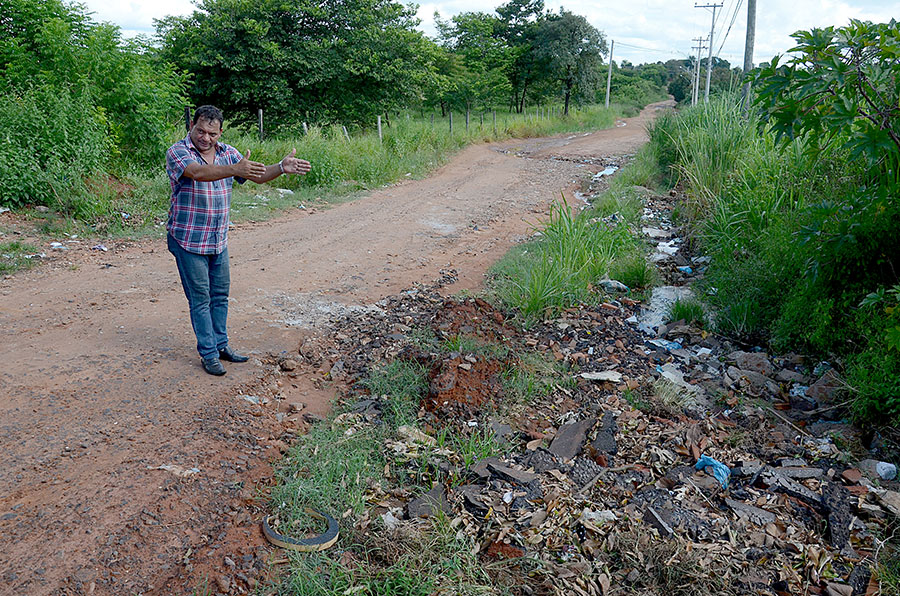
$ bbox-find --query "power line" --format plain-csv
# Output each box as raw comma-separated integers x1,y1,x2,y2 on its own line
613,41,689,57
716,0,744,56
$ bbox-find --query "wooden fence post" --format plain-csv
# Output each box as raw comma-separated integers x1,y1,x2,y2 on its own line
449,112,453,134
377,115,382,143
492,110,496,135
465,110,470,132
430,113,434,128
302,122,309,135
342,125,350,142
184,106,191,132
258,109,264,141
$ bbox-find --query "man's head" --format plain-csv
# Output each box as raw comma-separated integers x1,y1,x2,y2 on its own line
190,105,224,152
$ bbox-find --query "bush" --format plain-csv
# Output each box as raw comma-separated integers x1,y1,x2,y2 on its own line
0,84,110,208
648,83,899,425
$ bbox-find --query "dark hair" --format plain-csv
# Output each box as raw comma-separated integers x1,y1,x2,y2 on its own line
193,105,224,127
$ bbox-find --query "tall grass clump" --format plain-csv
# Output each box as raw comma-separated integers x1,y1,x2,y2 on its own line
489,197,638,320
648,92,900,424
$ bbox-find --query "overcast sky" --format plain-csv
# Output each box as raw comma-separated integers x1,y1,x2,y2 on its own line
83,0,898,66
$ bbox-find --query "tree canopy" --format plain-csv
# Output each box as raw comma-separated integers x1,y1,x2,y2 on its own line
156,0,434,127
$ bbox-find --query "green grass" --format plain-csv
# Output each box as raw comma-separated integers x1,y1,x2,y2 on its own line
502,351,572,404
647,94,900,426
668,298,706,326
487,197,638,321
876,541,900,596
265,355,515,595
0,241,41,273
3,102,635,261
441,334,511,359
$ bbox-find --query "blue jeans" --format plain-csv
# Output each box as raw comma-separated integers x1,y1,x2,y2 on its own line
168,234,230,360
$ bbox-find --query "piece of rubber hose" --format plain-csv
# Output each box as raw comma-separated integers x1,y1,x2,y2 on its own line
262,508,339,552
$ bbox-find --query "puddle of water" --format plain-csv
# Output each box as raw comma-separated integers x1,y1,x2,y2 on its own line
637,285,695,331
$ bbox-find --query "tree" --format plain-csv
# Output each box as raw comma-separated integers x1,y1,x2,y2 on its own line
496,0,546,112
752,19,900,171
435,11,512,110
531,10,606,115
157,0,435,127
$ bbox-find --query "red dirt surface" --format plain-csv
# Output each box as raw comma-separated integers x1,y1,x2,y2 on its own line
0,101,672,595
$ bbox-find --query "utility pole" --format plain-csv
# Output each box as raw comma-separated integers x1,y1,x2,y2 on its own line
691,37,706,106
605,39,614,108
741,0,757,116
696,2,722,102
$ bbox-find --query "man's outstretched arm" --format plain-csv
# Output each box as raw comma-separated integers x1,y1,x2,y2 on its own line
242,149,311,184
182,151,267,182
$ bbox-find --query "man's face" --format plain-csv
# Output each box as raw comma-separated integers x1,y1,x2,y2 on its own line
190,117,222,152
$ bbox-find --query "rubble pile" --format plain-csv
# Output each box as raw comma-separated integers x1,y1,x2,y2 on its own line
271,193,897,596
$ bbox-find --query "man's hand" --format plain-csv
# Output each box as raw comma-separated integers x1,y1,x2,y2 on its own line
234,150,267,179
280,149,311,175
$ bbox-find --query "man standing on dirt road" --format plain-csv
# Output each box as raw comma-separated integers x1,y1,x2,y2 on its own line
166,105,311,376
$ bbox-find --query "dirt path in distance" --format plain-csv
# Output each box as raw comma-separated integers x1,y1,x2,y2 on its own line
0,100,673,595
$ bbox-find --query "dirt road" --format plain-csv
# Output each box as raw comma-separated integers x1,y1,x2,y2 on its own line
0,101,672,595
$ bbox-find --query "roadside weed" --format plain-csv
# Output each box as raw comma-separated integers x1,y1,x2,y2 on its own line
668,298,706,326
0,241,40,273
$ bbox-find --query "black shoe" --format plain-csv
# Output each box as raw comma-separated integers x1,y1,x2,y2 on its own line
202,357,226,376
218,346,249,363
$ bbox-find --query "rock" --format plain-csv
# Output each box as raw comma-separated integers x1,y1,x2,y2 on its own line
732,460,764,477
486,462,538,485
841,468,862,484
775,369,807,383
329,359,346,380
777,466,824,479
288,402,305,413
727,366,779,395
848,564,871,596
569,457,603,488
549,417,596,461
760,469,822,509
872,487,900,517
807,369,844,402
825,582,853,596
579,370,622,383
406,484,452,518
526,448,562,473
590,412,618,455
454,485,489,517
215,575,230,593
644,506,674,538
858,459,897,481
777,457,808,467
591,431,617,456
724,498,777,525
730,351,774,376
470,456,504,481
598,279,629,293
279,359,298,371
822,482,854,553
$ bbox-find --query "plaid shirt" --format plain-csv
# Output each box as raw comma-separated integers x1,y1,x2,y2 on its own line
166,135,246,254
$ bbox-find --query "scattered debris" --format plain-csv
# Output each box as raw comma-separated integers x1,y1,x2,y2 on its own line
147,464,200,478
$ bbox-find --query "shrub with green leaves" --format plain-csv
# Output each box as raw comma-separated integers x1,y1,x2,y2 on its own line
0,0,185,208
0,84,110,208
647,19,900,425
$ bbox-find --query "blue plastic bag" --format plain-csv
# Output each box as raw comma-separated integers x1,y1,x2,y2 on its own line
695,454,731,489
